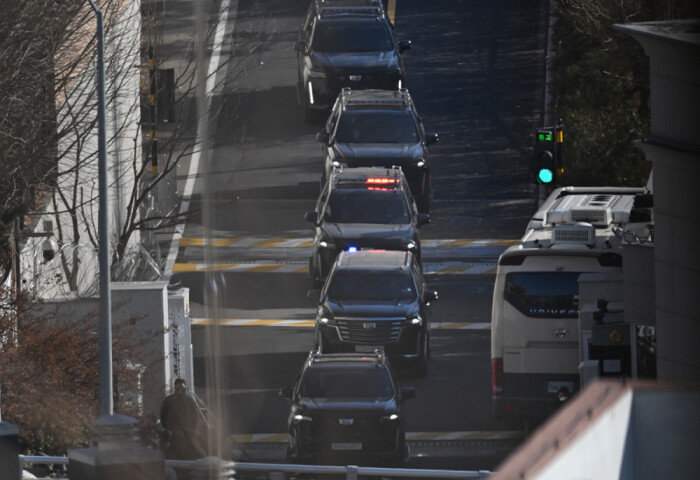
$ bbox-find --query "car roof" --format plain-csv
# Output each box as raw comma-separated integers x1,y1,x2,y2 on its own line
306,351,388,367
314,0,385,19
332,166,405,183
336,249,411,269
340,88,413,111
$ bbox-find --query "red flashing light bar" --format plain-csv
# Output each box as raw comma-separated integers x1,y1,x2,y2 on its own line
365,178,398,185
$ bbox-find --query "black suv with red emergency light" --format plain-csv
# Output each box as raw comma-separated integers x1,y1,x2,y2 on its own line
295,0,412,120
310,249,437,376
317,88,437,212
278,351,414,466
305,167,430,284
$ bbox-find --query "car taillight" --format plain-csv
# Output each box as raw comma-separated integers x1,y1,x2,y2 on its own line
366,178,398,184
492,358,503,396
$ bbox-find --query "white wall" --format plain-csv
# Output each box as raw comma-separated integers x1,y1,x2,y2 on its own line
19,0,142,299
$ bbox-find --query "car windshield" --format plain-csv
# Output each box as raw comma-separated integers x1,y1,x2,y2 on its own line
328,270,417,302
335,110,420,143
299,366,394,398
312,19,394,53
324,188,410,224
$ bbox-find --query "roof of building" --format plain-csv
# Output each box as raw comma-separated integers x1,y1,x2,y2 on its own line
613,19,700,47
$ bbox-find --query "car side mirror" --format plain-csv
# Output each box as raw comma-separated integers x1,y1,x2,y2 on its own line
417,213,430,227
294,41,305,52
316,129,330,145
307,288,321,300
427,290,439,302
398,39,413,53
400,387,415,401
305,211,318,223
426,133,439,146
278,386,293,400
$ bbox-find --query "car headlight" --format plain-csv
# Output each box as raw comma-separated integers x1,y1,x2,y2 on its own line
410,315,422,326
416,159,425,168
293,414,313,422
381,413,400,422
318,240,335,249
406,241,417,251
307,67,326,79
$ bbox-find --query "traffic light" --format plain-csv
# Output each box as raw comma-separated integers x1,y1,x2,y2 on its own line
535,128,556,184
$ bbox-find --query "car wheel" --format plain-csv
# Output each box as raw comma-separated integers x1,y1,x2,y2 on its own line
412,335,429,377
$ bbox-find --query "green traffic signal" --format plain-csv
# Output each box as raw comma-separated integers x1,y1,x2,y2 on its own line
538,168,554,184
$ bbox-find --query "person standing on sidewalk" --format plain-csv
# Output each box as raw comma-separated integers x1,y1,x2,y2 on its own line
160,378,206,460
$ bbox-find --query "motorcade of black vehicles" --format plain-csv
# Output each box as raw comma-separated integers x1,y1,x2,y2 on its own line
317,88,438,212
294,0,412,120
304,166,430,285
309,249,438,376
278,351,414,466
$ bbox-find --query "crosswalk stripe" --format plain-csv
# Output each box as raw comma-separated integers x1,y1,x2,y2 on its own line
191,318,490,330
229,431,522,443
178,237,516,249
174,261,497,275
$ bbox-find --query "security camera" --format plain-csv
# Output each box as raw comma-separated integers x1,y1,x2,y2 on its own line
42,238,58,262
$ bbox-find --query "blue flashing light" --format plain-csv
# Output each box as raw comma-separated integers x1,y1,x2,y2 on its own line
347,246,358,253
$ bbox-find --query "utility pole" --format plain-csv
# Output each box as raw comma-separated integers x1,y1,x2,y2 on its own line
87,0,113,417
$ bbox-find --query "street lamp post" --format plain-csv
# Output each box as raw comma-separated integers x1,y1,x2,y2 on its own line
87,0,113,417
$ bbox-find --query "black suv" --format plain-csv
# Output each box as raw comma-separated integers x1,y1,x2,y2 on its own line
279,351,414,466
310,249,437,376
318,88,438,212
305,167,429,284
295,0,412,120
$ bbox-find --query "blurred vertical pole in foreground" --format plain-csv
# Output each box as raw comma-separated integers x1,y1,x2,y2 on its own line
194,0,226,473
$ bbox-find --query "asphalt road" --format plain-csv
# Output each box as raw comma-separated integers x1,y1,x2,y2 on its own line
166,0,548,470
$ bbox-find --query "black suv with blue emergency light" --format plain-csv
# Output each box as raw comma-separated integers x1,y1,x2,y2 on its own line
317,88,437,212
295,0,412,120
278,351,414,466
310,249,437,376
305,167,429,285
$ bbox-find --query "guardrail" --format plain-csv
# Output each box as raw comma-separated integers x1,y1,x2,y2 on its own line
20,455,491,479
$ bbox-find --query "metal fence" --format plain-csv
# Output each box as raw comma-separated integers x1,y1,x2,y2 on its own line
20,455,491,479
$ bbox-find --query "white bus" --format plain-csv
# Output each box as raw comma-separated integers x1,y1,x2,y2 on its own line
491,187,652,421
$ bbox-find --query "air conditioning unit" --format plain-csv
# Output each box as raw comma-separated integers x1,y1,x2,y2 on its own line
545,194,636,227
553,223,596,246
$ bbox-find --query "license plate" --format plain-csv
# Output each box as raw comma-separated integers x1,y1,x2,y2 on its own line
547,381,574,394
355,345,383,353
332,442,362,451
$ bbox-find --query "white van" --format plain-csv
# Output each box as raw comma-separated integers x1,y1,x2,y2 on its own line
491,187,652,420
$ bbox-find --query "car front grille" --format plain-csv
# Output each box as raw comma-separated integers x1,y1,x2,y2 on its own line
336,318,404,344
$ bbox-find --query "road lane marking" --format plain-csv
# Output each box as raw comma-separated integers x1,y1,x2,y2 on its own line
173,261,497,274
179,237,517,248
164,0,235,276
229,431,522,443
191,318,490,329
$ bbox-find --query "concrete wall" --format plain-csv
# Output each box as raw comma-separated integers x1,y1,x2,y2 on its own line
19,0,142,298
32,282,177,418
615,21,700,382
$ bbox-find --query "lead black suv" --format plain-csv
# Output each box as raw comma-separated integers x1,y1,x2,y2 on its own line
318,88,438,212
295,0,412,120
305,167,430,284
310,249,437,376
279,351,414,466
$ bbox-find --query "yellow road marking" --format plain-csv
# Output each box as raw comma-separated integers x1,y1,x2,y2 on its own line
439,239,479,247
387,0,396,24
492,239,519,247
211,238,240,247
436,265,468,274
297,240,313,247
248,264,283,273
172,263,198,272
250,238,288,247
243,319,287,326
